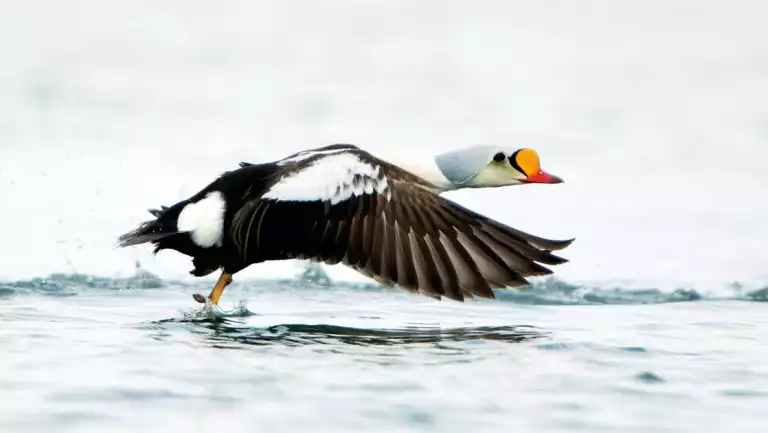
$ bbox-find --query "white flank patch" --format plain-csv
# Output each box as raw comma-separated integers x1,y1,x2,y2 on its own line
263,153,390,204
177,191,227,248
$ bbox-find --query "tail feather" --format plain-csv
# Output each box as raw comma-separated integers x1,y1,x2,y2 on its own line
148,206,169,217
116,220,179,248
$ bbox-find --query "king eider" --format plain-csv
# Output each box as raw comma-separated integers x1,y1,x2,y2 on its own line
117,144,573,305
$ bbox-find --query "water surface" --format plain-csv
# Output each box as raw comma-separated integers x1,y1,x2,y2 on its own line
2,271,766,433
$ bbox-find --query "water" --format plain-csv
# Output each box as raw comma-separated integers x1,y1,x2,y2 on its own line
2,1,768,431
2,268,767,432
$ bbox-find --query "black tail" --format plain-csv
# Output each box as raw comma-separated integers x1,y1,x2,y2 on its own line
116,207,180,248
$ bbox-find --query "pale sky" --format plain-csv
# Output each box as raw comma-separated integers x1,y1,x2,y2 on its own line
1,0,766,290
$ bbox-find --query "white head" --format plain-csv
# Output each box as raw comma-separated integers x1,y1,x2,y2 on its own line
433,145,563,190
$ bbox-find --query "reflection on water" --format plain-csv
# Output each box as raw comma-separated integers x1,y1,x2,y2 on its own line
149,316,547,349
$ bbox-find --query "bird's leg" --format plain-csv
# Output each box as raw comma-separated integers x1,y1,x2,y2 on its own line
193,271,233,305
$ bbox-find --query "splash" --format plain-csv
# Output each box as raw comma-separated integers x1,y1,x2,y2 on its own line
180,297,254,320
2,262,766,305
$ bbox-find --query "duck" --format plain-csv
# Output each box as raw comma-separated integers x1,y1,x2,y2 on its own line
117,143,573,305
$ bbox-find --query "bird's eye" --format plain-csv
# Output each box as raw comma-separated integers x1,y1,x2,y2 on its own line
493,152,506,162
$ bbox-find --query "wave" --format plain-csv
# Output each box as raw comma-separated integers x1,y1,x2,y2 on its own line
1,262,766,305
0,269,166,297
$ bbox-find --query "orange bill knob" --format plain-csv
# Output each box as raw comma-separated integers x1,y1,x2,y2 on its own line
515,149,563,184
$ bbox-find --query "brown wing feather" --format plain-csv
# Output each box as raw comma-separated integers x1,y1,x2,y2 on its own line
333,175,572,300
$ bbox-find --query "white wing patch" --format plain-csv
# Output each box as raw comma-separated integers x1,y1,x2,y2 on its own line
177,191,227,248
263,153,390,204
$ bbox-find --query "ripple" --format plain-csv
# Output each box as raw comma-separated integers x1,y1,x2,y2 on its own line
635,372,666,384
720,389,768,398
536,342,573,351
619,346,648,353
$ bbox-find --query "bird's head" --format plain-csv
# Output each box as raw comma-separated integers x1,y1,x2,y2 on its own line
434,145,563,189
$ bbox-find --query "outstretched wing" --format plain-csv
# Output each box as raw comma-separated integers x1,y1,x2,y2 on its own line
229,148,573,301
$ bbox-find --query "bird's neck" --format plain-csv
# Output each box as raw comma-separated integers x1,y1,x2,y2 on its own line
377,150,456,192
